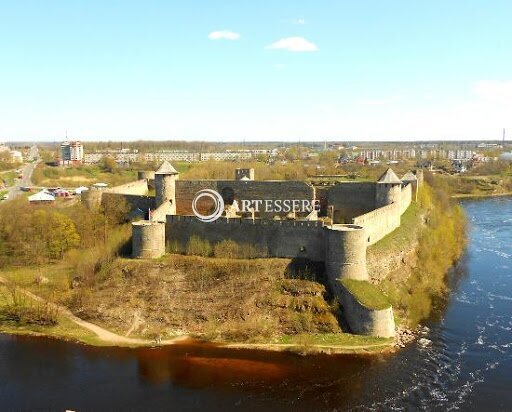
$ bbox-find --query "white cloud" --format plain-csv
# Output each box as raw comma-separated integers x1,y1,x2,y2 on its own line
208,30,241,40
265,36,318,52
295,18,306,25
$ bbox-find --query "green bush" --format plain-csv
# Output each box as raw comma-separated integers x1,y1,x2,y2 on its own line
186,236,212,257
213,239,267,259
43,167,60,179
0,287,59,326
167,239,182,254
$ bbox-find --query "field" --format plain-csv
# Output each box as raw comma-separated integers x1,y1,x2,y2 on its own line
0,285,108,346
0,170,17,187
31,165,138,188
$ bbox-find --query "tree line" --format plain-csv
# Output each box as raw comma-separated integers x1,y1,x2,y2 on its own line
0,197,129,267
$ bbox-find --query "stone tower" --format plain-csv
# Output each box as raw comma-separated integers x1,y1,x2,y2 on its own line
154,161,179,214
401,171,418,202
375,168,402,208
132,220,166,259
325,224,368,287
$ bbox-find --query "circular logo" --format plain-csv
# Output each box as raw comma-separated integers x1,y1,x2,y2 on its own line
192,189,225,222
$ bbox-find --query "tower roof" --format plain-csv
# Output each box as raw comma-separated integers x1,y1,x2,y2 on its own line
377,168,402,184
155,161,179,175
401,171,418,182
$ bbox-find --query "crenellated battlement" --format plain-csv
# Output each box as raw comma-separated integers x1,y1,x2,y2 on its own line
166,215,324,228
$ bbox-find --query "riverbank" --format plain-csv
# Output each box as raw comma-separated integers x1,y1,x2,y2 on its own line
439,173,512,198
0,279,394,354
374,180,467,328
451,191,512,199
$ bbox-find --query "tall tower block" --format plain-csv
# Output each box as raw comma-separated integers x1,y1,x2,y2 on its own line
154,161,179,214
375,168,402,208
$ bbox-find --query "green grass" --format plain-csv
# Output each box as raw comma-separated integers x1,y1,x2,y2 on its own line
0,263,73,304
0,170,17,186
31,165,138,188
340,279,391,310
277,332,393,350
173,162,192,173
0,285,105,346
369,201,422,253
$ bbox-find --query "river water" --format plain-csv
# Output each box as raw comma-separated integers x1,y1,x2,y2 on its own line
1,197,511,411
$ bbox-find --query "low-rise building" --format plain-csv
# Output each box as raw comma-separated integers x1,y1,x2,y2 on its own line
10,150,23,162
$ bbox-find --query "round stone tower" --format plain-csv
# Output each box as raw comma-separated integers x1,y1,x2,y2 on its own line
138,170,156,190
154,161,179,214
375,168,402,208
81,187,104,210
132,220,166,259
325,224,368,295
137,170,156,181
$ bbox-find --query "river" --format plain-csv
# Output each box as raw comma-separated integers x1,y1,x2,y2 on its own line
1,197,511,411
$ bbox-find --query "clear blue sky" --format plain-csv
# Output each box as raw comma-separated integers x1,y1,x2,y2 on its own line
1,0,511,141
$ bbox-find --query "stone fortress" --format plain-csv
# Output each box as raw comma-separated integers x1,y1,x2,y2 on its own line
82,162,422,339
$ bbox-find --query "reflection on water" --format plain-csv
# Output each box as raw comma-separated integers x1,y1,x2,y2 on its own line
1,197,511,411
137,341,294,386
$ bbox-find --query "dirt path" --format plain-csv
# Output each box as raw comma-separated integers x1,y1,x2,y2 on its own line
125,310,142,337
0,275,395,354
0,275,187,346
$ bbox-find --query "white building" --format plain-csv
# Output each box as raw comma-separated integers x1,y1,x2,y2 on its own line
61,141,84,165
10,150,23,163
200,151,252,161
144,151,200,162
28,190,55,203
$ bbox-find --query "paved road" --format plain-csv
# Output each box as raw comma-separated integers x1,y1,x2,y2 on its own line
5,145,39,201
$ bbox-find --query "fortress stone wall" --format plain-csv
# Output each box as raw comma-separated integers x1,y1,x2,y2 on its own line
81,178,152,210
102,192,156,213
106,179,149,196
175,180,315,217
165,216,369,288
352,202,401,245
84,163,422,338
351,183,412,245
166,216,326,261
325,182,376,221
400,182,413,214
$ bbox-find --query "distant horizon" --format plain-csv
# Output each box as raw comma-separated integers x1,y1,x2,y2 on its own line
4,136,509,145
